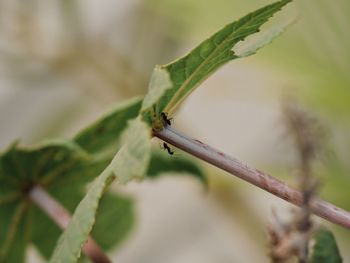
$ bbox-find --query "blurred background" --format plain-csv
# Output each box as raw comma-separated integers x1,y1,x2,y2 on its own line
0,0,349,262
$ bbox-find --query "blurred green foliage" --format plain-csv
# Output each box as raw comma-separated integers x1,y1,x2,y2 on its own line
311,228,342,263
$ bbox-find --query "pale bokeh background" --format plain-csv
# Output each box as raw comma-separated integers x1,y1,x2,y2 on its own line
1,0,349,262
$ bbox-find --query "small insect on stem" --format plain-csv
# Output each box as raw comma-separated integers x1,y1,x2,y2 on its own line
161,112,173,126
162,142,174,155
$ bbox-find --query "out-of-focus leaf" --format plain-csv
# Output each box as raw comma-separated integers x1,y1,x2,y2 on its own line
31,190,134,260
29,98,145,258
91,193,134,251
30,204,62,260
30,180,95,259
0,140,89,262
310,228,342,263
147,149,206,185
0,140,88,192
0,139,136,262
0,202,28,263
74,96,142,157
154,0,292,116
50,118,151,263
0,138,134,260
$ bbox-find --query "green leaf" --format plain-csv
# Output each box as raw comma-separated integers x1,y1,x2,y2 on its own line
30,179,99,259
141,66,172,114
0,140,89,262
30,205,62,260
74,96,142,157
49,167,114,263
0,139,87,207
110,118,152,184
0,95,205,261
50,118,152,263
0,202,28,263
310,228,342,263
0,140,88,191
91,193,134,251
147,149,206,186
31,191,134,260
0,97,150,262
154,0,292,115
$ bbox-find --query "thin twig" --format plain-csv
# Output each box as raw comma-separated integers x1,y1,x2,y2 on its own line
154,126,350,229
28,186,112,263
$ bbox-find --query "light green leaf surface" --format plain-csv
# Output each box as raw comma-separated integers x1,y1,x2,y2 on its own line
141,66,172,114
49,167,113,263
154,0,292,116
50,118,151,263
310,228,342,263
141,66,173,129
110,118,152,184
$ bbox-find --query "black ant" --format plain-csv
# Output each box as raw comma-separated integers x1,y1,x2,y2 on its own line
162,142,174,155
161,112,173,126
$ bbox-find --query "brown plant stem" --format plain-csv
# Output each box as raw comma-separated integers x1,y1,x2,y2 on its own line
154,126,350,229
28,186,112,263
